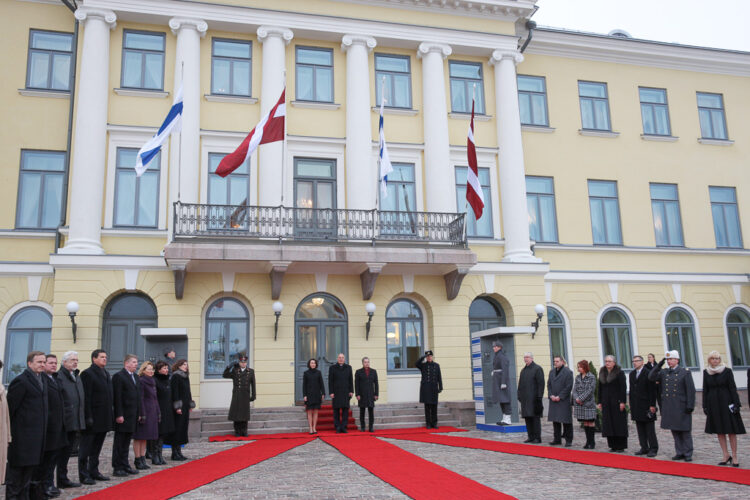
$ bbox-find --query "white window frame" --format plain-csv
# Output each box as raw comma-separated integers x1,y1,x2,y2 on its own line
660,303,704,371
449,147,501,241
200,132,259,206
595,303,639,369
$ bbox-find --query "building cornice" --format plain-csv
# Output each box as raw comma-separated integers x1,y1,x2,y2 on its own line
545,270,750,285
331,0,537,23
49,254,168,270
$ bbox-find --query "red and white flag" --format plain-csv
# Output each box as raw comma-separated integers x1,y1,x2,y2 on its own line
216,88,286,177
466,98,484,219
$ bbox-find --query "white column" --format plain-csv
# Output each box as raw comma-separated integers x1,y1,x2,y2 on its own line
342,35,376,210
60,8,116,254
257,26,293,207
418,42,453,213
491,49,539,262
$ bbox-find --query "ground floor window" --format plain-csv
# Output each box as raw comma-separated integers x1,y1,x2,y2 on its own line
4,307,51,384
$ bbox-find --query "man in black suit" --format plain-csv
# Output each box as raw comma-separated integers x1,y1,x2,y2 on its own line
329,353,354,433
354,357,379,432
35,354,68,498
79,349,113,485
629,354,659,457
56,351,85,489
5,351,48,500
111,354,141,476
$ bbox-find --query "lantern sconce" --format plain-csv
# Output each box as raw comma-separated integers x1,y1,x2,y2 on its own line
66,301,79,343
272,301,284,341
531,303,545,339
365,302,376,340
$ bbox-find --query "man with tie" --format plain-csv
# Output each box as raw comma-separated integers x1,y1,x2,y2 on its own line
56,351,85,489
36,354,68,498
629,354,658,457
649,350,695,461
111,354,141,476
79,349,113,484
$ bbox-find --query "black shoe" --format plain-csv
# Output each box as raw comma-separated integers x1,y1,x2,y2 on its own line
125,466,139,475
549,440,562,445
91,473,110,481
532,439,542,444
112,469,128,477
671,454,685,461
343,428,348,433
369,428,374,433
171,451,186,461
718,456,733,465
647,451,657,457
684,457,693,462
57,478,80,489
523,438,534,443
360,426,366,432
565,442,573,447
80,477,96,486
634,450,647,455
44,486,61,498
135,457,150,470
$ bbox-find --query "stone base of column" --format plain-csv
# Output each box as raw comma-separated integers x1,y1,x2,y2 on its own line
501,249,542,263
58,238,105,255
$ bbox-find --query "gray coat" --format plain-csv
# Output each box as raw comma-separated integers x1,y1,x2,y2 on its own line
491,349,511,405
547,366,573,424
57,367,85,432
572,372,597,421
517,362,545,417
649,363,695,431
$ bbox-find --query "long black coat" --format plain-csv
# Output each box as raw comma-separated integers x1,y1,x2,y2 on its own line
547,366,573,424
703,368,746,435
328,363,354,409
57,367,85,432
80,363,113,433
112,368,141,433
165,370,193,445
45,373,68,451
597,366,628,438
7,369,48,466
154,373,175,437
355,368,379,408
517,361,544,417
416,356,443,405
629,366,657,422
223,365,256,422
302,369,325,407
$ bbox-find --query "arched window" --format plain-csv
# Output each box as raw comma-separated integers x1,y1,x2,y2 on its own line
600,308,633,369
548,307,567,366
665,308,698,368
205,298,249,377
3,307,51,384
386,299,423,372
468,297,505,333
727,307,750,367
103,293,158,373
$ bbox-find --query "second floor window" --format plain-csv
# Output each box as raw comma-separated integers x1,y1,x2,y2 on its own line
16,150,65,230
449,61,484,114
526,176,558,243
121,31,165,90
588,180,622,245
650,183,683,247
114,148,160,228
518,75,548,126
208,153,249,206
710,186,742,248
639,87,671,136
296,47,333,103
211,39,251,96
578,81,611,131
697,92,728,140
455,166,492,237
375,54,411,108
26,30,73,91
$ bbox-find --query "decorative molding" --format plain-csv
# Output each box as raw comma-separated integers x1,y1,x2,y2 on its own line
672,283,682,303
641,134,678,142
341,34,377,52
100,228,168,238
534,243,750,256
370,106,418,116
469,262,549,275
269,261,290,300
49,254,167,270
107,123,159,134
256,26,294,45
18,89,69,98
522,125,555,133
449,112,492,121
0,263,54,276
331,0,537,22
222,271,235,292
544,282,552,303
168,17,208,37
482,274,495,294
114,88,169,98
0,230,56,239
578,129,620,138
74,6,117,28
546,271,749,285
169,259,188,300
417,42,452,59
204,94,258,104
291,100,341,110
490,49,523,65
140,327,187,337
402,274,414,293
27,276,42,302
315,273,328,292
360,264,383,301
733,284,742,304
444,268,469,300
608,283,619,303
698,138,734,146
124,269,139,290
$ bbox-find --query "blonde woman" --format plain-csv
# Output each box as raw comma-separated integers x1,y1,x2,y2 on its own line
702,351,745,466
133,361,160,470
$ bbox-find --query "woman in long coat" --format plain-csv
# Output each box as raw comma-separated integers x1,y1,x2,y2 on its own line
153,361,174,465
703,351,745,466
133,362,160,469
165,359,193,461
597,355,628,451
573,360,597,449
302,359,325,434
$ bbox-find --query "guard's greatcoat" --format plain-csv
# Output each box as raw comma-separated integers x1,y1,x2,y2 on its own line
547,365,573,424
416,356,443,404
223,364,256,422
649,363,695,431
354,367,379,408
80,363,113,433
629,365,657,422
57,367,86,432
6,368,48,466
517,361,544,417
328,363,354,409
44,373,68,451
597,365,628,437
491,349,511,405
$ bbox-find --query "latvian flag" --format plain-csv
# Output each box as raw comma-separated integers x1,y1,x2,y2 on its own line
216,88,286,177
466,98,485,219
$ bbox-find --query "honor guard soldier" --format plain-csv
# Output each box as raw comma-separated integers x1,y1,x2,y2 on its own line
416,350,443,429
223,354,256,437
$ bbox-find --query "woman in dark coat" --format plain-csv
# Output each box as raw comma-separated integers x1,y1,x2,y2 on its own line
597,355,628,451
302,358,325,434
153,361,174,465
355,357,379,432
703,351,745,466
165,359,193,461
133,362,160,469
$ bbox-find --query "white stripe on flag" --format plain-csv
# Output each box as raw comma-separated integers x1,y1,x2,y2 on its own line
379,89,393,197
135,85,183,177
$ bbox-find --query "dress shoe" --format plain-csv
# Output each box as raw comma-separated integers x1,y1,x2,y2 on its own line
57,478,81,488
671,454,685,461
91,473,110,481
564,442,573,447
112,469,128,477
647,451,657,457
634,450,647,455
548,440,562,446
523,438,534,443
44,486,61,498
532,438,542,443
342,428,348,433
684,457,693,462
80,477,96,485
718,456,733,465
124,466,139,475
135,457,150,470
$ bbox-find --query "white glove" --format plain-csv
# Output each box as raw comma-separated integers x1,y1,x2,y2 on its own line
501,384,507,389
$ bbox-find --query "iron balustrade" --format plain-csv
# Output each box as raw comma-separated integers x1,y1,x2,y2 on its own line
173,202,467,246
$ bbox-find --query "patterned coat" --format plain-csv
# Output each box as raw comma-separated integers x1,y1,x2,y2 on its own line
649,363,695,431
223,364,256,422
572,372,597,421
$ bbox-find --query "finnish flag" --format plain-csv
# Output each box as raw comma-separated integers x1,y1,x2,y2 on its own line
134,85,183,176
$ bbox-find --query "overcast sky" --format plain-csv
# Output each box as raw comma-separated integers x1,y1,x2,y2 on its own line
533,0,750,52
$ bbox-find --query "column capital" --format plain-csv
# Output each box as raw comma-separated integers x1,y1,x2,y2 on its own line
257,26,294,45
490,49,524,66
74,7,117,29
341,34,376,53
169,18,208,38
417,42,452,59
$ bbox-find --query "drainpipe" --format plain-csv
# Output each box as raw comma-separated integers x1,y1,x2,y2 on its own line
519,20,537,54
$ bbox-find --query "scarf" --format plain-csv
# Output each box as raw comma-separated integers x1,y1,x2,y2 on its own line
599,364,621,384
705,364,726,375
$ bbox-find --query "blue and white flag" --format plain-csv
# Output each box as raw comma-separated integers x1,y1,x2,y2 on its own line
378,86,393,197
134,85,183,176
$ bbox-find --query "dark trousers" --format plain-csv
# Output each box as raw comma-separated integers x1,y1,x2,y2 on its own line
233,421,248,436
112,431,133,471
359,407,374,430
500,402,511,414
78,431,106,480
552,422,573,444
5,465,36,500
524,417,541,440
36,447,62,489
424,404,438,428
606,435,628,450
56,431,79,482
333,407,347,431
671,430,693,458
635,420,659,452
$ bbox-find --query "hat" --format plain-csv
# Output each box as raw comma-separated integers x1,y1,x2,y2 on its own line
665,350,680,360
425,350,434,356
238,353,248,362
163,347,175,356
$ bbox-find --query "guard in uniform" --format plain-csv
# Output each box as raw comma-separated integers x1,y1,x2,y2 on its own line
223,354,256,437
649,350,695,461
491,341,511,425
416,351,443,429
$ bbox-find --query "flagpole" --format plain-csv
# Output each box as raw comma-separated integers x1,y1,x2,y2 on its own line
281,69,287,208
376,76,386,213
177,61,184,202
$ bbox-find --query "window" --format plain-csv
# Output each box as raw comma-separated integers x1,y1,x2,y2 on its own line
727,308,750,367
295,47,333,102
205,298,249,377
665,308,699,369
710,186,743,248
526,176,558,243
600,308,633,370
121,30,165,90
518,75,548,126
578,81,611,131
3,307,51,384
548,307,567,367
113,148,160,228
207,153,249,230
455,167,493,237
588,180,622,245
697,92,728,139
26,30,73,91
16,150,65,229
375,54,411,108
639,87,671,136
468,297,505,333
380,163,416,235
211,39,251,96
386,299,423,372
449,61,485,114
650,183,683,247
294,158,337,239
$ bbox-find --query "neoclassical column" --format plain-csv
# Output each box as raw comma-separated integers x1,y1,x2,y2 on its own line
342,35,377,210
418,42,453,213
490,49,539,262
257,26,293,206
60,8,117,254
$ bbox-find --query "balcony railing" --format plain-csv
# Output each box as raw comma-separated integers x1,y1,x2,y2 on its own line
172,202,467,247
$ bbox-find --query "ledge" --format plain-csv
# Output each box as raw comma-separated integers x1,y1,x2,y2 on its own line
291,100,341,110
522,125,555,133
371,106,418,116
18,88,69,98
102,228,168,238
698,138,734,146
449,112,492,121
578,129,620,138
641,134,678,142
114,88,169,98
0,230,56,239
204,94,258,104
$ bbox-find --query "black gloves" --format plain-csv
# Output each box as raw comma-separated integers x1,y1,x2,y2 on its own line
658,358,666,367
703,408,709,415
685,408,693,414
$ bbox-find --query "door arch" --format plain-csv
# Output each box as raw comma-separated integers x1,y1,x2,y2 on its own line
102,293,157,374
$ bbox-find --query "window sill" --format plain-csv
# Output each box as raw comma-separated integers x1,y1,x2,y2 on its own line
578,129,620,138
114,88,169,98
204,94,258,104
641,134,678,142
102,228,168,238
697,138,734,146
522,125,555,133
291,100,341,110
370,106,418,116
0,229,57,239
18,88,70,98
449,112,492,121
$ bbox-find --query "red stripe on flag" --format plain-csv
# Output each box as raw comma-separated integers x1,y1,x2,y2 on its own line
466,100,484,220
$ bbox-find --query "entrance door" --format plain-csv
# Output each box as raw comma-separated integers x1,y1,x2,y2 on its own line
103,294,157,375
479,335,518,423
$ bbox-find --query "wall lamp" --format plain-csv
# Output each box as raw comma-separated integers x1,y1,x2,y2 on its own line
365,302,376,340
272,301,284,341
530,303,545,339
66,301,79,343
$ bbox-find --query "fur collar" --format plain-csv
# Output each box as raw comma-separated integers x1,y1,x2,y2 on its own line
705,364,726,375
599,364,622,384
172,369,189,379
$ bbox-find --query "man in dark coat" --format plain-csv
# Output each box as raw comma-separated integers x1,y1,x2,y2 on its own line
492,341,512,426
517,352,544,443
328,353,354,433
649,350,695,461
56,350,85,488
36,354,68,498
597,355,628,451
5,351,48,500
111,354,141,476
547,356,574,446
355,357,379,432
222,354,256,436
79,349,113,485
416,351,443,429
629,354,658,457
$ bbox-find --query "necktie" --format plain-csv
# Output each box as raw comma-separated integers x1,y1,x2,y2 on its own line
131,372,136,385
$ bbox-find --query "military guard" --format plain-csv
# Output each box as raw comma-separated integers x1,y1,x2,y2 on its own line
416,350,443,429
491,341,511,425
223,354,256,437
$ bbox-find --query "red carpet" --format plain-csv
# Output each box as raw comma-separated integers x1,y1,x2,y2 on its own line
77,437,313,500
389,433,750,486
322,434,515,500
209,425,466,442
